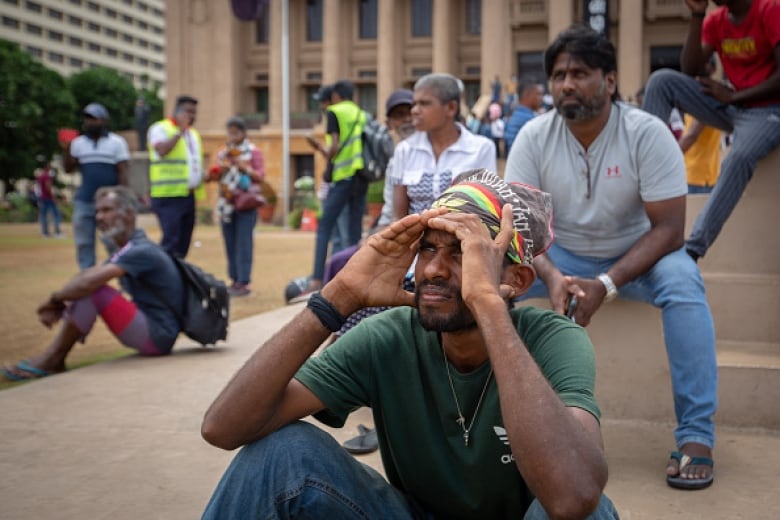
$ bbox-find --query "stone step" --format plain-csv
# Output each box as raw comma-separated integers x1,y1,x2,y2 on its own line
523,298,780,430
704,272,780,344
685,147,780,276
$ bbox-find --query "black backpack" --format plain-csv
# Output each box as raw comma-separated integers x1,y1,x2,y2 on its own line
357,114,394,183
170,256,229,345
138,255,230,346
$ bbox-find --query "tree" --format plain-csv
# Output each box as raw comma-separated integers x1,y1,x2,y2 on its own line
68,67,137,131
0,40,75,190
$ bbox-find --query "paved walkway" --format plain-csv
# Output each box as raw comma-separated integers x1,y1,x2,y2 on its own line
1,304,778,519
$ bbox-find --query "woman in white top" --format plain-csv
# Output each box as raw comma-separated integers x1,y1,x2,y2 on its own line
391,73,496,219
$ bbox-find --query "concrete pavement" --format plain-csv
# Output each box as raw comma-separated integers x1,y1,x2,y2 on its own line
1,303,778,519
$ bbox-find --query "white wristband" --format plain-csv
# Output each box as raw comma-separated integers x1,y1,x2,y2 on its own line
597,273,618,303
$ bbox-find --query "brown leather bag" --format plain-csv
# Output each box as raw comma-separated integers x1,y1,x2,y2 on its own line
232,184,266,211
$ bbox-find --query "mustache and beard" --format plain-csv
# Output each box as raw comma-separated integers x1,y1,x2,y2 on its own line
99,216,128,252
554,80,610,121
414,280,477,333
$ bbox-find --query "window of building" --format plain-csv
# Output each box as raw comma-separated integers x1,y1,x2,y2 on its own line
306,0,323,42
69,56,83,67
255,5,270,43
358,0,377,39
69,0,82,5
69,36,82,47
25,46,42,57
122,14,132,24
48,30,63,41
48,8,63,20
152,43,163,52
2,16,20,29
138,57,148,66
650,46,682,72
151,25,162,34
122,52,133,62
48,51,63,63
105,28,117,38
121,0,132,5
255,87,269,116
138,1,148,11
152,7,162,17
305,86,320,112
105,8,117,18
68,15,81,26
106,47,117,57
25,23,42,35
87,22,99,32
137,20,148,30
410,0,432,37
122,33,133,43
123,72,133,82
516,51,546,84
152,61,163,70
86,1,99,12
138,39,149,48
465,0,481,34
25,1,41,13
87,42,100,52
3,0,20,6
463,80,480,107
357,84,377,116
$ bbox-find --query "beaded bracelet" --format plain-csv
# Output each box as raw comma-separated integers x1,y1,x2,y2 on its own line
307,292,347,332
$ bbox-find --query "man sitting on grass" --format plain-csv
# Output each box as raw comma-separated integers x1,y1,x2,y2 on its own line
2,186,184,381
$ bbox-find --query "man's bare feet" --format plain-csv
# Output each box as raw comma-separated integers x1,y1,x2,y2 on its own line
666,442,714,490
2,357,66,381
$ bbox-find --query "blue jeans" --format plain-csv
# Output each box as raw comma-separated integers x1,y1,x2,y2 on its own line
73,199,96,269
39,199,61,236
521,244,717,449
221,208,257,285
312,176,367,281
330,205,351,255
203,422,619,520
688,184,714,194
643,69,780,257
151,194,196,258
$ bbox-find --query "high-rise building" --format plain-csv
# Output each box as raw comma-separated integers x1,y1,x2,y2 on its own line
0,0,166,91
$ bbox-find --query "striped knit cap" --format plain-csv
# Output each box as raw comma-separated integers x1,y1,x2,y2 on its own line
430,169,554,264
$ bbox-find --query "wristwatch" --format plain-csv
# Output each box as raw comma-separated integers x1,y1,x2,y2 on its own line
597,273,618,303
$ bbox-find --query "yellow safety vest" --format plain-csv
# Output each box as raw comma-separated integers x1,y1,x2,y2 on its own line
149,119,205,199
327,101,365,182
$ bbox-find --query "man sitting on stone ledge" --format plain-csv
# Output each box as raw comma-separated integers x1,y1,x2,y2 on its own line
2,186,184,381
201,170,618,519
505,25,718,490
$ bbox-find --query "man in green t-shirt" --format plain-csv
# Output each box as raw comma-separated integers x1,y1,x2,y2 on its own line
201,170,618,519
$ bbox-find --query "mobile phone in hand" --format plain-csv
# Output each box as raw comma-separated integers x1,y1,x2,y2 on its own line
566,294,578,322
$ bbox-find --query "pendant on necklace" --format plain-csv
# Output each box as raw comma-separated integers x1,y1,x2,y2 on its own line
463,431,470,447
456,416,465,428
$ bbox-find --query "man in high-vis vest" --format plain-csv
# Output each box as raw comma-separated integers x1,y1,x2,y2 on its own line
148,95,205,258
302,80,368,296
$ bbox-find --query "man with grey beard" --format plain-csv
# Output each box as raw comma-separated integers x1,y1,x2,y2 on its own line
2,186,185,382
505,25,718,491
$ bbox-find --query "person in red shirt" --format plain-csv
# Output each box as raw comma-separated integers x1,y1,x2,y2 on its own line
642,0,780,262
35,161,64,238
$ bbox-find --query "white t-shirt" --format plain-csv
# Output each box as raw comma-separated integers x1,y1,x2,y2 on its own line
490,118,505,139
148,122,203,189
390,123,496,215
505,103,686,258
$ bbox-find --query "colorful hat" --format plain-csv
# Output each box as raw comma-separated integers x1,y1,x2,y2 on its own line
431,169,554,264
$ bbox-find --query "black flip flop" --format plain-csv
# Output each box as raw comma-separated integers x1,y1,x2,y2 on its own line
666,450,714,490
342,424,378,455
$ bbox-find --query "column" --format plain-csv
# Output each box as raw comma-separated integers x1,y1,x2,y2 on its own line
481,0,510,96
269,1,282,127
432,0,453,74
548,0,574,42
618,0,643,103
377,0,400,113
322,0,344,83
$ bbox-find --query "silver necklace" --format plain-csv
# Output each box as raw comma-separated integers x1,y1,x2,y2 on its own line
442,346,493,447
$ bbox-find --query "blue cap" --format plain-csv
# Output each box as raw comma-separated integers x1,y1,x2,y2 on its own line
385,89,414,116
83,103,109,119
